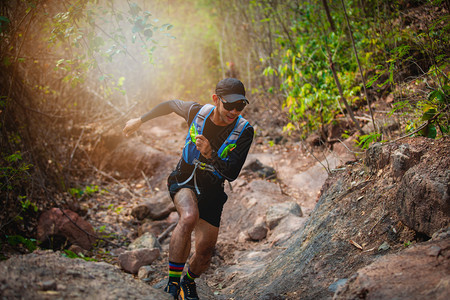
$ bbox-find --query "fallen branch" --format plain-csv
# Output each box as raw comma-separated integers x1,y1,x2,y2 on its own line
349,239,363,250
299,140,331,175
141,170,153,192
68,127,85,169
157,223,177,244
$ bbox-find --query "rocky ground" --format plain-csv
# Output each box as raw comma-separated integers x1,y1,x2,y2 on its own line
0,113,449,299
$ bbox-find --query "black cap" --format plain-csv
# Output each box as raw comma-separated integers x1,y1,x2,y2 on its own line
215,78,249,104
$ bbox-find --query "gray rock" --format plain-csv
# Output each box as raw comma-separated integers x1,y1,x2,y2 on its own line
41,280,57,291
392,144,416,178
328,278,348,293
129,232,161,250
247,224,268,241
138,265,156,280
378,241,390,252
229,138,450,300
266,202,303,229
0,250,171,299
243,158,277,178
268,215,307,246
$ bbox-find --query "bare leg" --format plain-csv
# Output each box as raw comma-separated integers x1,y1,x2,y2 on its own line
169,188,199,263
188,218,219,276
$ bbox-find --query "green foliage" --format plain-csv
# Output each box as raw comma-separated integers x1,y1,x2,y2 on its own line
19,196,38,213
68,184,103,198
260,0,449,142
263,1,368,137
358,133,382,150
6,235,37,253
107,204,123,214
0,151,33,192
0,15,10,33
47,0,174,90
97,225,106,233
368,2,449,139
62,249,97,261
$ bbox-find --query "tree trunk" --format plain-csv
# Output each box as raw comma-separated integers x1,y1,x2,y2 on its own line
321,0,336,32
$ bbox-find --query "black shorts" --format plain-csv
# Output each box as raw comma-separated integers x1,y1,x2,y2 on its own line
167,170,228,227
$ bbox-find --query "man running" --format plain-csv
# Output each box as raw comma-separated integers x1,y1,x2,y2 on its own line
123,78,254,300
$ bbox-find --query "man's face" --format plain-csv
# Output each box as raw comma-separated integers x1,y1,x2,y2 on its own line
214,95,246,125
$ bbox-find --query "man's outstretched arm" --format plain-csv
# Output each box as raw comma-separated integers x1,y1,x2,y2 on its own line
123,100,195,137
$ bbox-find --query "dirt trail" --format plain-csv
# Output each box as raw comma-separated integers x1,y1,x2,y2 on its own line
0,113,356,299
3,113,448,300
87,113,341,298
129,114,355,297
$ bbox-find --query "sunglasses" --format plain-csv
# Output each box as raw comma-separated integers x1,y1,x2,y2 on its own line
218,95,247,111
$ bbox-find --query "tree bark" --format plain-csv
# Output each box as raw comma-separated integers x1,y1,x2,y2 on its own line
321,0,336,32
340,0,377,133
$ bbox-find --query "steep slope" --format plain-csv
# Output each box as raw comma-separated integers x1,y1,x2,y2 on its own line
230,137,449,299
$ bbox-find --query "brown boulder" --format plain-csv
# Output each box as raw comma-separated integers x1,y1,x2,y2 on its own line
118,248,160,274
37,208,96,250
396,146,450,237
334,235,450,300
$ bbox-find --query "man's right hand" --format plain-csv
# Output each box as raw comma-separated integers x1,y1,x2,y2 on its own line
123,118,142,137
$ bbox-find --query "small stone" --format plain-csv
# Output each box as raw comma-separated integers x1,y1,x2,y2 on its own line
238,231,249,243
247,225,268,241
328,278,348,293
41,280,57,291
137,265,156,280
378,241,390,252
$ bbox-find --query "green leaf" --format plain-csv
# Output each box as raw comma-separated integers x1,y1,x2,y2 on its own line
117,76,125,87
6,235,37,252
421,108,437,121
3,56,11,67
419,124,437,139
132,19,145,33
160,23,173,31
129,3,142,17
427,125,437,139
428,90,444,103
6,151,22,163
62,249,97,261
143,29,153,38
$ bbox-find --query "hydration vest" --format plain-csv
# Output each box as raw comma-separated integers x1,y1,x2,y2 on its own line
182,104,249,165
178,104,249,193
